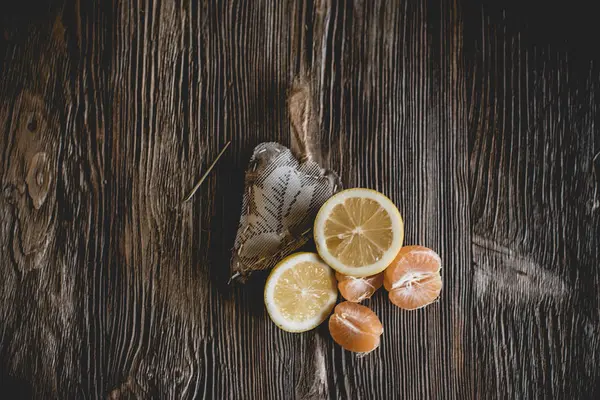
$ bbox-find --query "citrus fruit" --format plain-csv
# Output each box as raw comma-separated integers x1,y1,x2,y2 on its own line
383,245,442,310
336,272,383,303
314,188,404,277
329,301,383,353
264,252,338,332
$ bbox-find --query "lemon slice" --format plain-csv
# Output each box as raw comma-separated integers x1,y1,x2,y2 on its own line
314,188,404,277
264,252,338,332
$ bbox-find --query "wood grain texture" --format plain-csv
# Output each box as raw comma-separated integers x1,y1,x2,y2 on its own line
0,0,598,399
464,3,600,398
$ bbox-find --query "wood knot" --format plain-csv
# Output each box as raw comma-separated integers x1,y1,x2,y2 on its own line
288,79,318,163
108,376,137,399
315,0,327,14
26,112,38,133
173,368,185,384
26,152,52,209
3,185,19,204
19,107,45,136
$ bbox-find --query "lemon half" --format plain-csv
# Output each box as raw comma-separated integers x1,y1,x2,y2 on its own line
314,188,404,277
264,252,338,332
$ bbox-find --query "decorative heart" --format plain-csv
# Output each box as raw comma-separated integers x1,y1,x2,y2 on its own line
231,142,340,280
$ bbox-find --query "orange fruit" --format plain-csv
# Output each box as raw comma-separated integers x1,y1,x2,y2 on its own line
383,245,442,310
328,301,383,353
336,272,383,302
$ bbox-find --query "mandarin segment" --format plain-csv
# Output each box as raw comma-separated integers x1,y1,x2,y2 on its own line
329,302,383,353
384,246,442,310
336,272,383,302
388,272,442,310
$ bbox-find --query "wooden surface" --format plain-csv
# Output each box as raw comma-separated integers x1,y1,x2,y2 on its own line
1,1,599,398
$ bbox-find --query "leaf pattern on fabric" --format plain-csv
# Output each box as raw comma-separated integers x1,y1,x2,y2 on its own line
231,142,341,280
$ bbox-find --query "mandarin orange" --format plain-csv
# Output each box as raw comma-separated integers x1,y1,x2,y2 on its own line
384,245,442,310
328,301,383,353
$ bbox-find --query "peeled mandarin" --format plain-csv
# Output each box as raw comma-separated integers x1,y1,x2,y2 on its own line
328,301,383,353
336,272,383,302
384,245,442,310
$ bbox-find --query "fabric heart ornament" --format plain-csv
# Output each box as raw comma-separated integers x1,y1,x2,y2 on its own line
231,80,341,280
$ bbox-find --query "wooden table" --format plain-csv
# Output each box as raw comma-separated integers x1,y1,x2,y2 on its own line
1,1,598,398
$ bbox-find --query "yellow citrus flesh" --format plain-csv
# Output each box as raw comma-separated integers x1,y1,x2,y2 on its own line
314,189,404,277
265,253,338,332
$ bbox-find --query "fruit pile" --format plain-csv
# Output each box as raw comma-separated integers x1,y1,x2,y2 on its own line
263,188,442,353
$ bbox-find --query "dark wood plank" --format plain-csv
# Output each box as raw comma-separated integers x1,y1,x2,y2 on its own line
312,1,472,399
0,3,100,398
464,3,600,398
1,0,598,399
